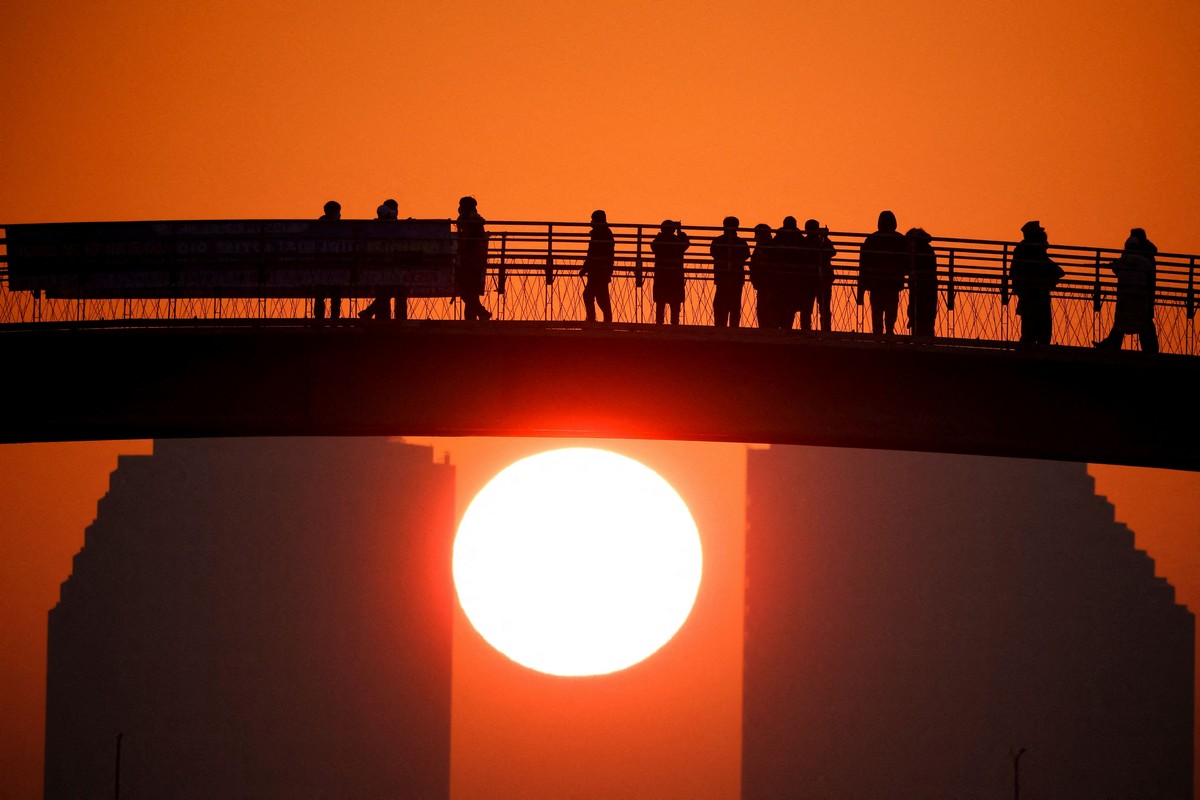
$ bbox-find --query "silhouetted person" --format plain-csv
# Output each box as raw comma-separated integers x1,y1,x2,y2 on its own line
749,224,779,328
359,199,402,320
773,216,806,330
1094,228,1158,353
651,220,690,324
857,210,907,335
710,216,750,328
455,196,492,321
1011,220,1064,345
906,227,937,337
801,219,837,332
580,209,615,322
314,200,342,320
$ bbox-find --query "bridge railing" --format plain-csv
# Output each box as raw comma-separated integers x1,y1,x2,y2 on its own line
2,220,1198,354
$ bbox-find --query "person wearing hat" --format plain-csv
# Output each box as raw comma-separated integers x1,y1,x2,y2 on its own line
314,200,342,320
580,210,615,322
905,227,937,337
651,219,691,324
455,196,492,321
857,210,908,335
1010,220,1064,345
710,216,751,328
1094,228,1158,353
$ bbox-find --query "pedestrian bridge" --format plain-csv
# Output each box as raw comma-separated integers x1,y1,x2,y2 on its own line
2,219,1197,469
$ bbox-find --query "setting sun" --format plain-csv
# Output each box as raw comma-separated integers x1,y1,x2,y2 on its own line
452,447,702,677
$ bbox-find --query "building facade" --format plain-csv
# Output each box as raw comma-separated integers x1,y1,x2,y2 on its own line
45,438,455,799
743,447,1193,800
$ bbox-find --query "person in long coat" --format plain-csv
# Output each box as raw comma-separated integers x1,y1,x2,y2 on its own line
1094,228,1158,352
455,196,492,321
651,220,690,324
772,216,807,330
1010,220,1064,345
905,227,937,337
580,209,615,322
858,210,908,335
313,200,342,320
749,224,779,328
710,215,751,328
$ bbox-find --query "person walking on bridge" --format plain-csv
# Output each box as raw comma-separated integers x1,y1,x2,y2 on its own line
314,200,342,320
857,210,907,336
710,216,750,328
359,199,402,320
652,220,690,324
455,196,492,321
1094,228,1158,353
580,209,615,323
1011,220,1064,345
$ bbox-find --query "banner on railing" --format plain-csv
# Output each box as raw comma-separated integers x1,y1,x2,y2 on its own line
4,220,457,298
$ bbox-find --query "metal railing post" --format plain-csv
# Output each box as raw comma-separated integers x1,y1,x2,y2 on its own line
545,223,554,321
1093,250,1104,342
635,226,644,325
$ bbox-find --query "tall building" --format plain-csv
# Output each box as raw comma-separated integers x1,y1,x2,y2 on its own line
44,438,455,799
743,447,1193,800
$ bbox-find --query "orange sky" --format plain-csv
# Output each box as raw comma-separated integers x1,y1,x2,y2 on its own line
3,1,1200,797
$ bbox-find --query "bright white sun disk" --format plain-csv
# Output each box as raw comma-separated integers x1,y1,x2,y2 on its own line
453,448,702,677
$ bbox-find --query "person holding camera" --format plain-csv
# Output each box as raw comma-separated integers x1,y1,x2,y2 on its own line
651,219,691,325
710,216,751,328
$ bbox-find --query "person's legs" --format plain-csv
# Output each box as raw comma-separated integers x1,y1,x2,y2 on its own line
817,282,833,331
669,302,680,325
583,284,597,321
597,285,612,322
869,292,884,335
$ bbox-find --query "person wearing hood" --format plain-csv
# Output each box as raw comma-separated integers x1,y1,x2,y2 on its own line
749,224,779,328
1094,228,1158,353
1010,220,1064,345
710,216,751,328
905,227,937,337
455,196,492,321
651,219,691,324
857,210,907,335
580,209,615,322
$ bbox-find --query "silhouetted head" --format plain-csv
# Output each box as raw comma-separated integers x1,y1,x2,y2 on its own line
723,216,739,231
804,218,820,233
377,199,399,220
591,209,607,224
1124,235,1141,252
323,200,341,219
458,196,477,213
877,210,897,233
1020,220,1044,238
905,227,931,242
782,215,798,229
753,223,773,242
1131,227,1147,241
660,219,680,233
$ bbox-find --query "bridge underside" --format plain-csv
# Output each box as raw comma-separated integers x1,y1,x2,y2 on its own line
3,323,1196,471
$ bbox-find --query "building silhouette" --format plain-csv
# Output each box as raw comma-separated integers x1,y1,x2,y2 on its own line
44,438,455,799
743,447,1194,800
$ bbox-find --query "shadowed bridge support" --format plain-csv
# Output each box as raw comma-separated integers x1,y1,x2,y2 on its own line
3,323,1197,470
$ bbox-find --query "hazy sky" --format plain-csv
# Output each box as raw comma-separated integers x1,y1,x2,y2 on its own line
2,1,1199,797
